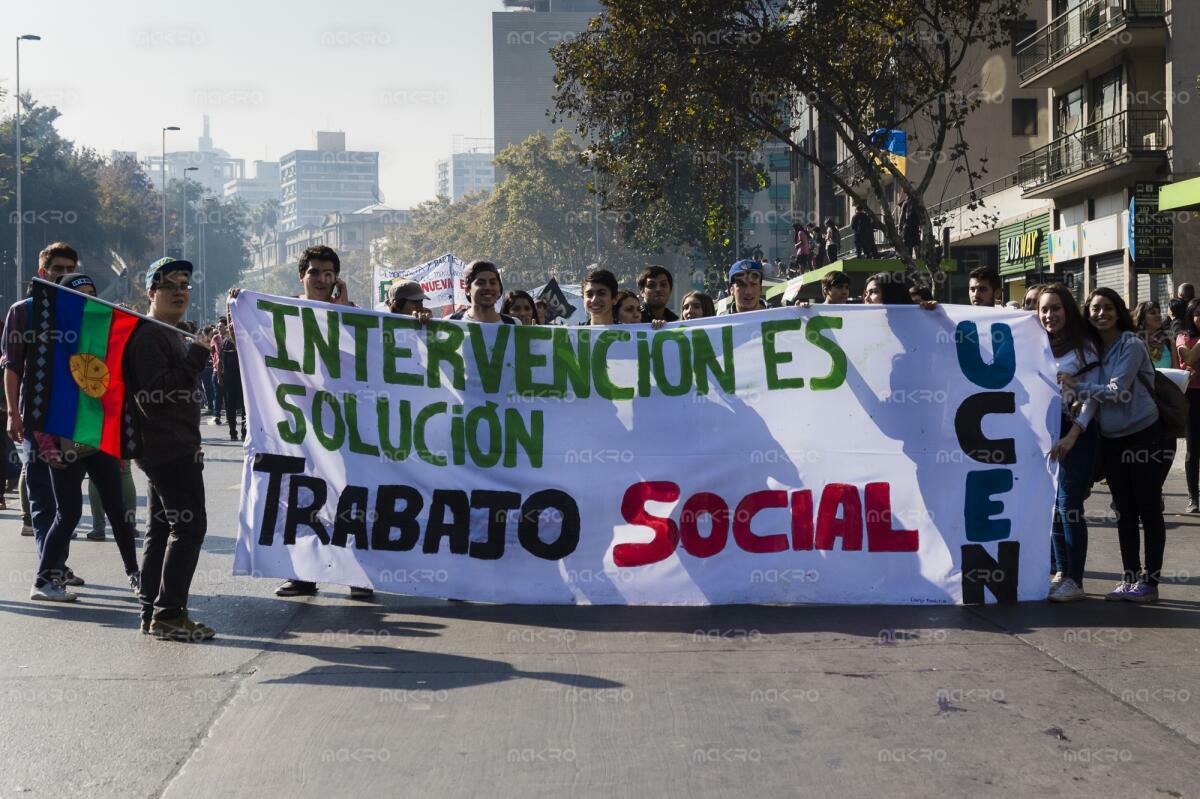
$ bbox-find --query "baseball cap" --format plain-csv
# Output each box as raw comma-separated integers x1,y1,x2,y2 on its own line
728,259,764,281
387,279,429,304
145,256,194,290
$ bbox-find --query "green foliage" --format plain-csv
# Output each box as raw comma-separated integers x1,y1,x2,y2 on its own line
0,95,250,313
552,0,1027,276
380,131,651,291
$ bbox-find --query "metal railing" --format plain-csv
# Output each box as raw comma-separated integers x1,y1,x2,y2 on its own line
928,172,1018,220
1017,109,1169,189
1016,0,1165,82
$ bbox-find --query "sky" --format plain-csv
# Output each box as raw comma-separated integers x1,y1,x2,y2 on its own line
3,0,505,208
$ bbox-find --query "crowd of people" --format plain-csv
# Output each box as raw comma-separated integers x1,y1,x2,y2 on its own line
1,240,1189,642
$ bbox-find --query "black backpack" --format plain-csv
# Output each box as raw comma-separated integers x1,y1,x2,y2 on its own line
1137,368,1187,438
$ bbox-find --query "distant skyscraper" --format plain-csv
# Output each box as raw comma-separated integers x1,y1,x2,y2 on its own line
492,0,602,159
436,138,495,202
145,114,245,196
278,132,380,231
224,160,281,209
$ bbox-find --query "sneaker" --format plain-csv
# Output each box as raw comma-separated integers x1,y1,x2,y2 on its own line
1050,571,1064,589
1126,582,1159,603
349,586,374,600
129,572,141,597
229,431,238,441
274,579,318,597
1188,498,1200,514
139,618,151,634
149,614,216,642
1105,582,1135,601
210,417,221,426
1050,578,1086,602
62,569,84,587
31,582,78,602
86,529,106,541
20,522,34,536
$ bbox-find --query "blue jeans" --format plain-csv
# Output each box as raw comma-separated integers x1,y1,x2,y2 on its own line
21,438,58,557
39,452,139,586
1051,419,1098,585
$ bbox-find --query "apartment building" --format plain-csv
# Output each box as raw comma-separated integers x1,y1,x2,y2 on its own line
1014,0,1198,302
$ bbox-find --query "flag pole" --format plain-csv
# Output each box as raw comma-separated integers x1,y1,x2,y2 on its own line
32,277,198,340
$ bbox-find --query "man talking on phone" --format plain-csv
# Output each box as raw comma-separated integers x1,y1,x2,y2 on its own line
229,245,372,600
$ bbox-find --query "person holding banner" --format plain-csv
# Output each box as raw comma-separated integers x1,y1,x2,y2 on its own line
448,261,516,324
1065,288,1168,603
822,271,851,304
679,291,715,320
614,291,642,324
1038,284,1100,603
500,290,537,326
124,258,216,639
637,266,677,323
721,260,766,314
1173,298,1200,513
386,280,433,323
581,268,619,325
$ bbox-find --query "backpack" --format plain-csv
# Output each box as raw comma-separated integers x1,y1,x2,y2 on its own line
1137,369,1187,438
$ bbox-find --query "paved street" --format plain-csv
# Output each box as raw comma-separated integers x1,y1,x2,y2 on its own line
1,425,1198,799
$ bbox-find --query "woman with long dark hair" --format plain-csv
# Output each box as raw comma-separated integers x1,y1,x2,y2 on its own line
501,290,537,326
1063,287,1168,602
1038,284,1100,602
1134,301,1174,369
1174,297,1200,512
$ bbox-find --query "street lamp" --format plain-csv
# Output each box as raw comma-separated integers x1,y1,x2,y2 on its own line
161,126,180,257
183,167,198,320
14,34,41,303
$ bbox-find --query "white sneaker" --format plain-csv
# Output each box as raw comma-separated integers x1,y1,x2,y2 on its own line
1050,571,1064,589
31,582,78,602
1050,578,1085,602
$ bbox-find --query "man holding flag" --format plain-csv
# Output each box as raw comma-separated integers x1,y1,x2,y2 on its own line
124,258,215,641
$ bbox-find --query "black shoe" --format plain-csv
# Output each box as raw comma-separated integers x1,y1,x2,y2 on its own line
62,569,85,587
87,529,106,541
275,580,318,597
230,431,238,441
349,586,374,600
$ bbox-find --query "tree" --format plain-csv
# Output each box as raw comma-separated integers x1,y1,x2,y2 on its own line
380,131,648,291
552,0,1025,277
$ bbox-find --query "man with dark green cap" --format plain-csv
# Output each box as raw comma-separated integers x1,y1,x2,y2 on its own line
125,257,215,641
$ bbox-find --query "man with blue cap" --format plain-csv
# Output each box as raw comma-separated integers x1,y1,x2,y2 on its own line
124,257,216,640
722,259,766,315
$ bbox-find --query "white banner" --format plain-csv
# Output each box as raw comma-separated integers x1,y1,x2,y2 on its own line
231,293,1058,605
372,253,467,310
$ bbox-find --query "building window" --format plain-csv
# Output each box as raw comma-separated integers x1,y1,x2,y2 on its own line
1009,19,1036,55
1012,98,1038,136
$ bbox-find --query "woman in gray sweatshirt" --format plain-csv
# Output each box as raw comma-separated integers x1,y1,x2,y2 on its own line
1062,288,1170,603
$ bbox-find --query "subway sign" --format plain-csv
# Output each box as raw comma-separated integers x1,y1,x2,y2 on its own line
1005,229,1043,262
999,213,1051,276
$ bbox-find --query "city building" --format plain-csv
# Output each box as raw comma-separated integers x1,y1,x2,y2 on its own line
279,131,380,231
225,160,281,209
492,0,602,159
144,115,245,196
281,203,410,266
435,137,496,202
818,4,1052,301
741,139,795,270
1013,0,1199,303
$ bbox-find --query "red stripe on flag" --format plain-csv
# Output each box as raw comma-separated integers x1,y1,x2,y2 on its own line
99,312,139,457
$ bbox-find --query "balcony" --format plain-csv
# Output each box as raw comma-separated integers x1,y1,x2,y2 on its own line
1016,0,1166,89
1018,109,1169,199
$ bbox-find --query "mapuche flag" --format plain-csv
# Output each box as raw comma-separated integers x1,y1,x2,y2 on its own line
22,279,142,459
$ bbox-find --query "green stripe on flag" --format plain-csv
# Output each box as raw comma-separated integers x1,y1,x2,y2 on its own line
71,299,113,447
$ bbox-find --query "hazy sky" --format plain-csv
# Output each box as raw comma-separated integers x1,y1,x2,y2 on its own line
4,0,505,208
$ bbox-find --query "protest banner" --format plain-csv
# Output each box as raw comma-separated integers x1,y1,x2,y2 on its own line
230,293,1058,605
372,253,468,310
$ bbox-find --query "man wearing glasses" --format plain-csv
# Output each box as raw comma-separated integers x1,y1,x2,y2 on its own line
722,259,766,315
125,257,215,641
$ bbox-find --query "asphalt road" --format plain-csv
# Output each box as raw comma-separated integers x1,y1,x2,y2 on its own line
1,425,1198,799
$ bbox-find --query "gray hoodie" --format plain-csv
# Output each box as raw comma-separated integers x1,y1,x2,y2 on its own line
1075,330,1159,438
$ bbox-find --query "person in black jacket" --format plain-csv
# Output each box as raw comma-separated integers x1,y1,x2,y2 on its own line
851,204,877,258
125,257,214,641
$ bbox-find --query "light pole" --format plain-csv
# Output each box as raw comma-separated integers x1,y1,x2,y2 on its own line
182,167,198,260
161,126,180,256
14,34,41,302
